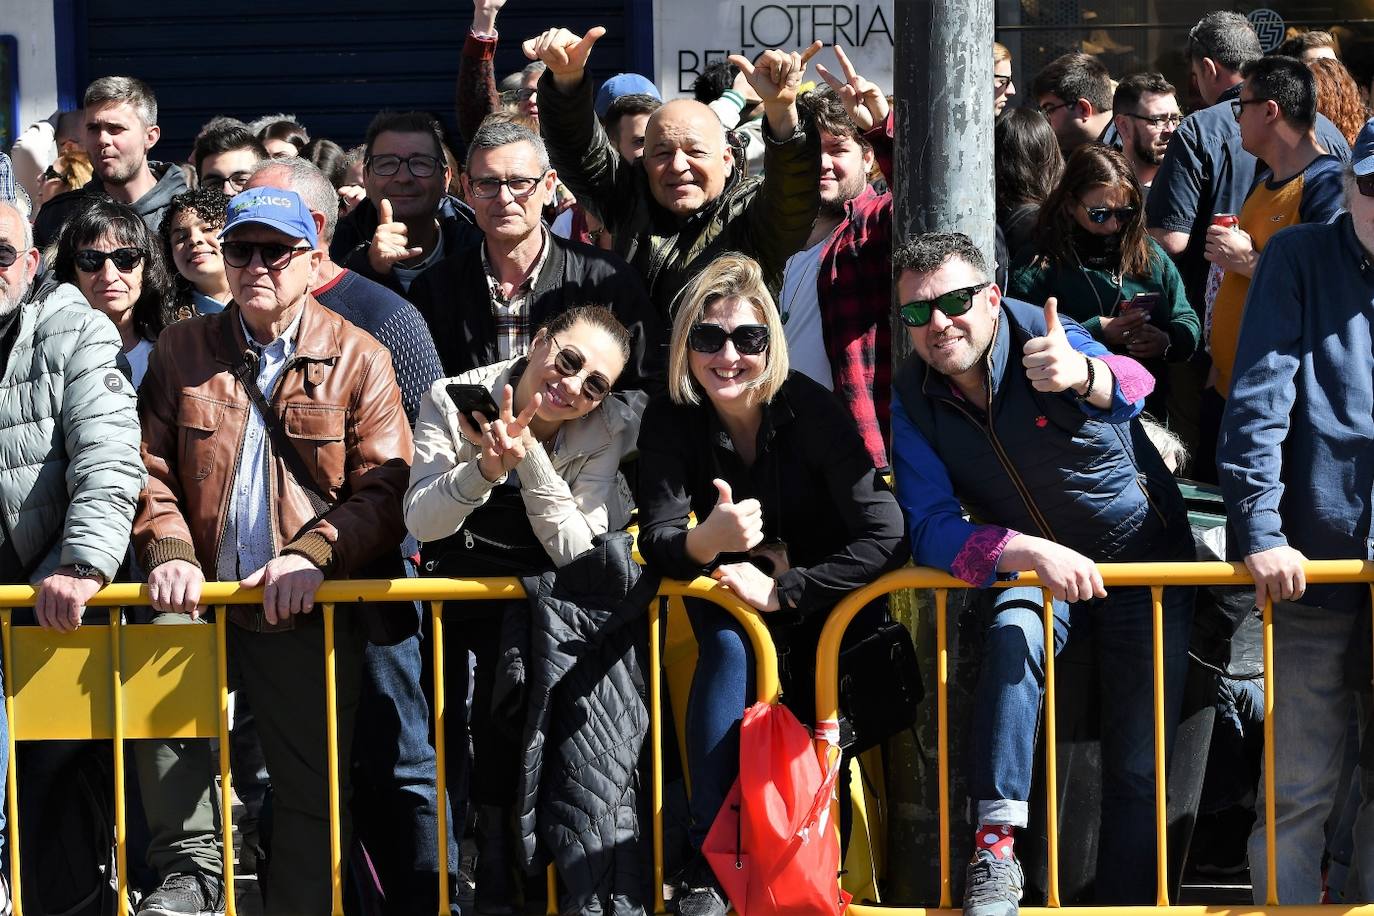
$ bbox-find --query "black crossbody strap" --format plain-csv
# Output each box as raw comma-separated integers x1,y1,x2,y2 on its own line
223,318,331,521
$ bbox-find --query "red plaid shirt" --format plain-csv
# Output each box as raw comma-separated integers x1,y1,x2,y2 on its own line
818,114,894,470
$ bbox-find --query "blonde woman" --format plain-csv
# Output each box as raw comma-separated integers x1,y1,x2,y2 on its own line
636,252,906,914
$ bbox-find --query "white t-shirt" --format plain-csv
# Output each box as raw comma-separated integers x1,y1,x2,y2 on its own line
779,238,833,390
125,338,154,389
392,232,446,293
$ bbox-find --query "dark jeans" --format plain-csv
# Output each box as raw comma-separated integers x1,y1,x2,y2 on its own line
969,584,1193,904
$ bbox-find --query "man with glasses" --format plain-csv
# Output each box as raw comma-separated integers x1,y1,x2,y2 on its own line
1145,12,1349,465
191,118,268,197
1111,73,1182,200
409,118,657,386
330,110,481,299
889,232,1194,916
1030,52,1119,155
134,187,412,916
1218,153,1374,905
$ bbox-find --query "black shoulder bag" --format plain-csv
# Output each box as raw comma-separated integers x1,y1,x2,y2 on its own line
228,326,415,645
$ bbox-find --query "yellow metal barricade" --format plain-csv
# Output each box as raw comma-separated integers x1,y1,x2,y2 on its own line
0,576,776,916
814,561,1374,916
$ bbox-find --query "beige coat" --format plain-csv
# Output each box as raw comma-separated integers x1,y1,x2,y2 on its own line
405,359,640,567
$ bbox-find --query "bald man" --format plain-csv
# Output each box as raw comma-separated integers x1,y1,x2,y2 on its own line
528,25,820,321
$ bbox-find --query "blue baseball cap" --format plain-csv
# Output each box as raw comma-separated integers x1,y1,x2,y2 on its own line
220,187,318,248
594,73,662,119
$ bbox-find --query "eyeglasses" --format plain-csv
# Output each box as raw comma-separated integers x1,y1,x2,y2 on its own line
1231,98,1266,122
40,165,65,182
1124,112,1183,129
205,171,252,193
0,244,17,269
221,240,312,270
366,153,442,178
548,335,612,401
1079,202,1137,225
899,283,989,328
1039,99,1072,117
688,323,770,355
74,247,145,273
468,174,548,199
993,75,1014,91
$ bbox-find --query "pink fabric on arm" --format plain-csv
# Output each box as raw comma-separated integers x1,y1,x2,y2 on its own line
951,525,1019,586
1099,355,1155,404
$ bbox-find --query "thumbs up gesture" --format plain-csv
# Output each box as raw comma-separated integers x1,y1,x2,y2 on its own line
699,478,765,556
367,198,423,276
523,26,605,87
1022,297,1092,395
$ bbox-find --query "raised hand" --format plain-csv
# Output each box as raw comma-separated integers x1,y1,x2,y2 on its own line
472,0,509,34
700,478,764,556
815,45,888,131
727,40,823,111
522,26,605,85
367,198,423,275
1022,297,1091,394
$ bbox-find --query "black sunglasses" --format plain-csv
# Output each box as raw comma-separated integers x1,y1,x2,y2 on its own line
547,335,612,402
0,244,17,269
74,247,144,273
221,241,312,270
40,165,64,182
899,282,989,327
688,323,770,355
1230,98,1266,122
1080,203,1137,225
1356,172,1374,199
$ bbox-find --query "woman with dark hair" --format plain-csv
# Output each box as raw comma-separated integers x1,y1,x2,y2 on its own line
636,253,906,915
302,137,349,188
995,107,1064,260
160,186,232,317
1008,144,1198,395
1308,57,1366,144
52,197,175,386
257,117,310,159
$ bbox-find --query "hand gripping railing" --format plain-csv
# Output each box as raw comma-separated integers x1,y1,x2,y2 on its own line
0,576,776,916
813,560,1374,916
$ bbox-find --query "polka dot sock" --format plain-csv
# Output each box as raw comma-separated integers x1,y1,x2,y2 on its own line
975,824,1016,860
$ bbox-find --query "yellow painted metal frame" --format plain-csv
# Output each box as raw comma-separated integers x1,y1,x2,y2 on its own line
814,560,1374,916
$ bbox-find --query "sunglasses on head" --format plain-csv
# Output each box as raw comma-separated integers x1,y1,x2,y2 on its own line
1080,203,1137,224
899,282,990,327
548,336,612,401
74,247,144,273
688,323,770,355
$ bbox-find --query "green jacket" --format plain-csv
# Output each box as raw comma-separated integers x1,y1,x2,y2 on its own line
0,279,144,581
537,70,821,320
1007,238,1200,362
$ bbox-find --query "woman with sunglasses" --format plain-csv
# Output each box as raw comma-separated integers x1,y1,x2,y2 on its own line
405,304,640,911
51,197,175,387
636,253,906,914
1008,145,1198,407
35,150,92,215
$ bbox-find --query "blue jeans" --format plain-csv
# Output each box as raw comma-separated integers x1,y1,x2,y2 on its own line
1249,600,1374,904
970,584,1193,903
353,605,460,915
683,600,755,848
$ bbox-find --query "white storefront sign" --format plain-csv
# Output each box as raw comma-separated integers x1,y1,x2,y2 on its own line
652,1,895,98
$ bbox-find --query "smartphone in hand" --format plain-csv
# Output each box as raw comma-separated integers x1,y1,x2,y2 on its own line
446,384,500,423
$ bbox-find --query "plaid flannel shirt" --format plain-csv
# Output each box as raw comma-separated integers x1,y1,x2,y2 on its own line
818,114,894,470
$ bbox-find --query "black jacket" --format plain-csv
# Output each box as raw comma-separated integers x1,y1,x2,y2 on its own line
496,532,657,915
408,231,664,390
636,372,908,616
330,195,484,300
33,161,189,250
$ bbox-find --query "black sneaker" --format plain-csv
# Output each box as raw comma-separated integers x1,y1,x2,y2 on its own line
665,855,728,916
963,849,1023,916
137,872,225,916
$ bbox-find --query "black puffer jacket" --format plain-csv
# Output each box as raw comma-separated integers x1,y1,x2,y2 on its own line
497,532,658,915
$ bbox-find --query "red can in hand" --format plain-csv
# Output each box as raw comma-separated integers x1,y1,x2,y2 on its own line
1212,213,1239,229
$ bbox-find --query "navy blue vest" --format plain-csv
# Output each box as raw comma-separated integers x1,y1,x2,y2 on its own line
894,298,1187,562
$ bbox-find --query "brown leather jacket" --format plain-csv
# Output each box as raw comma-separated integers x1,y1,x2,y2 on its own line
133,297,413,631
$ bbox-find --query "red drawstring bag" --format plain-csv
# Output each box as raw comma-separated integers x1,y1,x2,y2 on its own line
702,702,851,915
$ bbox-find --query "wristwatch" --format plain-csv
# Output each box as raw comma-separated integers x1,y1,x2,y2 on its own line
71,563,106,584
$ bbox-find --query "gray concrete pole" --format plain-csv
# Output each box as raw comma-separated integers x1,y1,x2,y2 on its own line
885,0,995,905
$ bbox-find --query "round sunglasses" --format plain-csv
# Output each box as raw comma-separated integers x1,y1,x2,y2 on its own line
899,282,989,327
74,248,145,273
548,336,612,402
1079,201,1137,225
687,323,770,355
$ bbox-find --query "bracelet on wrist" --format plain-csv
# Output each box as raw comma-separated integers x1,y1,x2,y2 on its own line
1075,356,1096,401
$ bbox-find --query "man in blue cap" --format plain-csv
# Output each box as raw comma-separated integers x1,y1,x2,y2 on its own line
132,187,413,915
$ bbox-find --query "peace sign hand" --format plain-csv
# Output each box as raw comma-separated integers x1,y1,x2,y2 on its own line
815,45,888,131
493,383,541,469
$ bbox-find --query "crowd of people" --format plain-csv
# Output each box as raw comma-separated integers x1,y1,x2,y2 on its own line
0,4,1371,916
